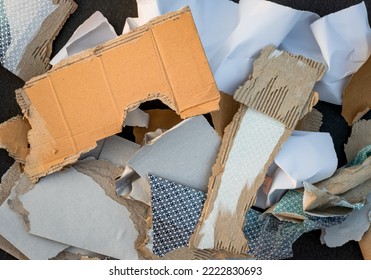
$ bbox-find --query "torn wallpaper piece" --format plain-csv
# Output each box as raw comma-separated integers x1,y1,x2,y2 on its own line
272,190,306,221
311,2,371,105
149,174,206,257
125,116,221,192
344,119,371,163
126,0,370,104
0,0,77,80
0,0,57,73
342,56,371,125
50,10,117,66
255,130,337,209
244,208,346,260
17,168,139,259
191,46,325,253
321,192,371,247
17,8,220,182
0,168,69,260
303,148,371,216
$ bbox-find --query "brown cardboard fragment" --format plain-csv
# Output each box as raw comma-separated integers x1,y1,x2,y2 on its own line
295,108,323,132
0,163,27,260
359,228,371,260
133,109,182,144
234,46,325,130
0,116,30,163
344,119,371,162
191,46,325,254
342,56,371,126
16,8,220,182
17,0,78,81
211,92,240,137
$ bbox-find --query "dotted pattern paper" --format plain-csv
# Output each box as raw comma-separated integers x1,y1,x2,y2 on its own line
149,174,206,257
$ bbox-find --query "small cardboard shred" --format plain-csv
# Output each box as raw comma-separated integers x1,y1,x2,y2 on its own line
133,109,182,144
342,55,371,125
16,0,78,81
0,116,30,163
359,227,371,260
0,163,27,260
344,119,371,162
211,92,240,137
295,108,323,132
191,46,325,254
303,157,371,216
16,8,220,182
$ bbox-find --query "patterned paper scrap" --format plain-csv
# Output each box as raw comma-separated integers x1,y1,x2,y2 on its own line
148,174,206,257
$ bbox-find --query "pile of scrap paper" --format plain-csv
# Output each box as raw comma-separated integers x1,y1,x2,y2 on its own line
0,0,370,260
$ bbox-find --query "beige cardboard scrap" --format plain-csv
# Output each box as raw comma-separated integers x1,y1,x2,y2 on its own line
321,191,371,247
234,45,325,130
342,55,371,125
344,119,371,162
0,164,69,259
359,227,371,260
133,109,183,144
295,108,323,132
0,116,31,163
16,8,219,183
17,0,78,81
211,92,240,137
126,116,221,192
0,163,27,260
191,46,325,254
15,165,141,259
303,157,371,216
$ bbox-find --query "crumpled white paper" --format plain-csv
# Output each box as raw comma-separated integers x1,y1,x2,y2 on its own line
124,0,371,105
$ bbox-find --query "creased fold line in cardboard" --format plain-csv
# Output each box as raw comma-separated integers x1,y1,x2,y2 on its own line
15,8,220,182
190,45,325,254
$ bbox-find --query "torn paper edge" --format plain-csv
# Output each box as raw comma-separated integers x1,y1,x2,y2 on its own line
344,119,371,162
16,0,78,81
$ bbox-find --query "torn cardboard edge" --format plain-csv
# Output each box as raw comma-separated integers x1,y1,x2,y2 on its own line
0,116,30,163
15,7,220,182
295,108,323,132
359,227,371,260
0,163,28,260
344,119,371,162
16,0,78,81
342,55,371,126
190,45,325,254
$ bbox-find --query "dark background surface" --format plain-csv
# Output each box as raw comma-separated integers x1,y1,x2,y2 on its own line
1,0,370,260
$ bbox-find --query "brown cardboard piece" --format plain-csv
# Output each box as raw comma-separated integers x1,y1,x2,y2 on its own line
359,228,371,260
190,46,325,254
211,92,240,137
16,0,78,81
133,109,182,144
0,116,30,163
344,119,371,162
295,108,323,132
16,8,220,182
342,56,371,126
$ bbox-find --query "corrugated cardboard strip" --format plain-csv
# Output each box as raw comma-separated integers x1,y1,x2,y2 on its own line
14,8,220,182
190,45,325,254
17,0,78,81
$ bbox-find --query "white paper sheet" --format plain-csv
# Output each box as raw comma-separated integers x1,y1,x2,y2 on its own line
124,115,221,192
19,168,139,260
255,131,338,209
123,108,150,128
50,11,117,65
125,0,371,105
0,176,68,260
